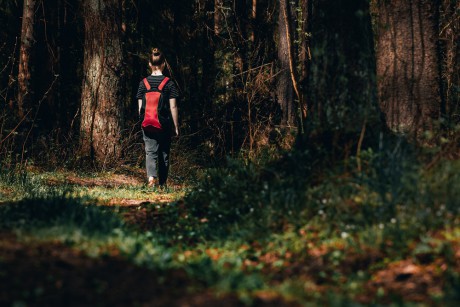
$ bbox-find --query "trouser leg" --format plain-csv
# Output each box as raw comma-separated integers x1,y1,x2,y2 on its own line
143,130,159,179
158,133,171,185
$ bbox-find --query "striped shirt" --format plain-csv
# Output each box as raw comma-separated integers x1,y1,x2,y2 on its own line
136,75,180,100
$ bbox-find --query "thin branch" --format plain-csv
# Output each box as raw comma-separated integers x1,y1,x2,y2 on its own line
0,110,32,145
231,62,273,77
356,120,367,172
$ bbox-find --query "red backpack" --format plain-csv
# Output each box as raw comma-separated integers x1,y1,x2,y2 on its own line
141,77,170,132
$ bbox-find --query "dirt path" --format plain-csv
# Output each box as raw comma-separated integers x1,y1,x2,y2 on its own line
46,173,145,188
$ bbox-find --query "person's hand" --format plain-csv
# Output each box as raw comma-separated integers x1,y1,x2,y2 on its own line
175,127,179,136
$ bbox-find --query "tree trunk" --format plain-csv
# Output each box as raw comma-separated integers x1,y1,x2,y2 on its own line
214,0,223,35
299,0,310,88
277,0,295,126
80,0,124,165
374,0,442,138
17,0,37,118
233,0,247,77
306,0,381,152
249,0,256,42
439,0,460,124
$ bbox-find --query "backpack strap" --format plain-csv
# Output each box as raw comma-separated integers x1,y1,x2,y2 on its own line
158,77,170,91
143,78,151,90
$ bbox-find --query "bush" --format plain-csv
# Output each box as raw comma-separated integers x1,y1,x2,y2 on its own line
181,135,460,249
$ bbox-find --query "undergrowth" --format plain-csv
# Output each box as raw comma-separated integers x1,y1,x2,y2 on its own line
182,136,460,246
1,136,460,304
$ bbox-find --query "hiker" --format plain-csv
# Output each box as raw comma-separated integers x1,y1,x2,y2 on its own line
136,48,180,188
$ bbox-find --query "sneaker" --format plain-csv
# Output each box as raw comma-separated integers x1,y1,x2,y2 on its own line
148,177,156,188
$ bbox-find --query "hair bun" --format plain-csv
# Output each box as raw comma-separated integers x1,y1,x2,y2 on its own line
152,48,161,56
149,48,165,66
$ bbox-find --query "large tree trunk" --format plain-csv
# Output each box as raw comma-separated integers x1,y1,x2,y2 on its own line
80,0,124,165
17,0,37,118
277,0,295,126
306,0,381,152
374,0,442,138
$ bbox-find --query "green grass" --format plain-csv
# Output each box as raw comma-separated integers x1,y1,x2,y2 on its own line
1,143,460,305
0,168,187,203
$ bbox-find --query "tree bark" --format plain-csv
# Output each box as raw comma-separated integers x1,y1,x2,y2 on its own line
374,0,442,138
18,0,37,118
299,0,310,88
306,0,381,151
249,0,256,42
233,0,247,76
80,0,124,165
214,0,223,35
277,0,295,126
439,0,460,123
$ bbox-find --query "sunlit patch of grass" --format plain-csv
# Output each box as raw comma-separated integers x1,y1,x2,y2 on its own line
69,185,184,202
0,168,190,205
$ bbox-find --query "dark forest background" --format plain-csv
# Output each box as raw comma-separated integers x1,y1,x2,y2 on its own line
1,0,457,170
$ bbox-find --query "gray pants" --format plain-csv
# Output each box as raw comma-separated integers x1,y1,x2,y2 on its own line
142,129,171,185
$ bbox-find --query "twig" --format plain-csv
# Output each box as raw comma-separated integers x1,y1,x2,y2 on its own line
69,107,80,135
0,110,32,145
231,62,273,77
356,120,367,172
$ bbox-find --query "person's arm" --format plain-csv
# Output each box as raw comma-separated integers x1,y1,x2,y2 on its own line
169,98,179,136
138,99,142,115
136,79,146,118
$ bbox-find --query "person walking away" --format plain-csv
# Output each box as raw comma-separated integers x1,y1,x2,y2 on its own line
136,48,179,188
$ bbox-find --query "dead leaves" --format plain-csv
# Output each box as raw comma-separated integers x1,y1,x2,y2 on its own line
361,259,445,303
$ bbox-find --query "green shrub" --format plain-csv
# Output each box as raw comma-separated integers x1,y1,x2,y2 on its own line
183,156,310,239
181,135,460,249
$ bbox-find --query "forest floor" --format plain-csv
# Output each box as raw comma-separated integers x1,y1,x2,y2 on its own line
1,165,459,306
